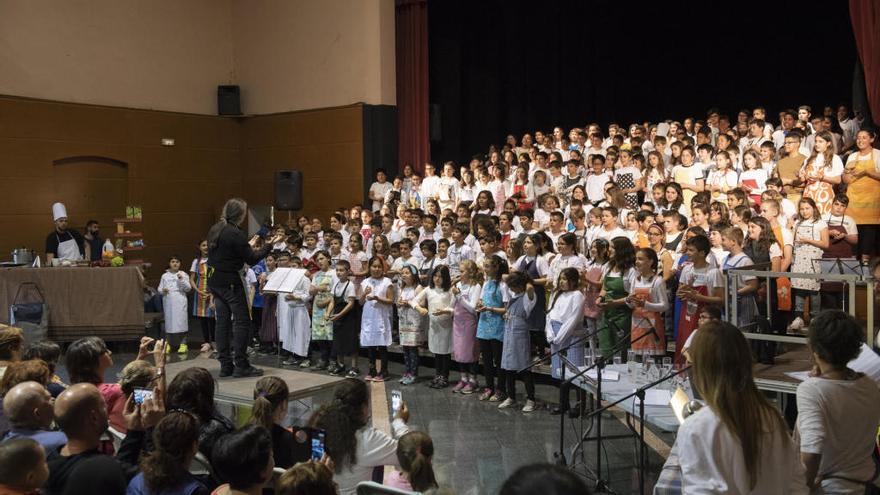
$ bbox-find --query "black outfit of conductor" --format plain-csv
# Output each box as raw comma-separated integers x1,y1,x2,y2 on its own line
207,222,271,376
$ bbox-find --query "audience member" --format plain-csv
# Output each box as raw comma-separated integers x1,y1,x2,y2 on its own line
46,383,161,495
498,463,591,495
248,376,311,469
385,431,438,492
0,326,24,380
796,310,880,492
276,460,337,495
126,410,208,495
2,381,67,451
23,341,66,396
0,437,49,495
308,378,410,495
671,321,807,493
165,367,233,461
210,425,274,495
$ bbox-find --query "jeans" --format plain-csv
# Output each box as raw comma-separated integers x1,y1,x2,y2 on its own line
210,283,253,371
403,346,420,375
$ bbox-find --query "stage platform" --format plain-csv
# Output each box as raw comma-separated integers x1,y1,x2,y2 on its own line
164,356,345,407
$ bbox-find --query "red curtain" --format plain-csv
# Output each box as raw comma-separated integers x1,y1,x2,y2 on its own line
396,0,430,173
850,0,880,126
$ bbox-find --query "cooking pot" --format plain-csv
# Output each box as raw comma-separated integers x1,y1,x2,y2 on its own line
12,248,34,265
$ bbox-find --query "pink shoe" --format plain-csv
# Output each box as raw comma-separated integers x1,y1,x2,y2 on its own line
460,382,477,395
451,380,466,393
478,388,493,401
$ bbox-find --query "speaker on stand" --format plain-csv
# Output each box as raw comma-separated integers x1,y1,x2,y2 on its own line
275,170,303,211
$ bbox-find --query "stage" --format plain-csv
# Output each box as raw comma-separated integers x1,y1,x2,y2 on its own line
164,356,346,407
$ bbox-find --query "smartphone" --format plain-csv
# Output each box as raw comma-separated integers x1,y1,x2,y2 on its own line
310,429,326,461
391,389,403,416
133,388,154,405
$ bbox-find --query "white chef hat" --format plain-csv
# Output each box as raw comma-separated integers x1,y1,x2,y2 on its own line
52,202,68,221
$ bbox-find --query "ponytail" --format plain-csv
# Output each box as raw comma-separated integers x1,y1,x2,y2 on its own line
208,198,248,249
249,376,288,431
396,431,437,492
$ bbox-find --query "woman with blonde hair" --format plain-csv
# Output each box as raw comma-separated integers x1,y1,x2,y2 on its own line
672,321,807,493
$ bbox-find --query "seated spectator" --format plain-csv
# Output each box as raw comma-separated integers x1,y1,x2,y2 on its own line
0,360,51,394
126,410,209,495
248,376,311,469
166,367,233,461
113,360,159,434
210,425,274,495
670,321,807,493
0,437,49,495
2,381,67,451
796,310,880,493
0,326,24,380
276,460,337,495
499,463,591,495
23,340,66,396
66,337,164,437
46,383,159,495
385,431,438,492
309,378,410,495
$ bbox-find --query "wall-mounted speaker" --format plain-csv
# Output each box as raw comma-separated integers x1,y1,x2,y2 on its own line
275,170,303,211
217,85,242,115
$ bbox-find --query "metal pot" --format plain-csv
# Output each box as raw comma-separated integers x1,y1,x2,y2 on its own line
12,248,34,265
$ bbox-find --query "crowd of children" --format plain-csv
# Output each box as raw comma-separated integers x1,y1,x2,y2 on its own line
157,104,876,414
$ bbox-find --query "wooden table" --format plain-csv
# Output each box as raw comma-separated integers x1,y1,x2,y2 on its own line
0,266,144,342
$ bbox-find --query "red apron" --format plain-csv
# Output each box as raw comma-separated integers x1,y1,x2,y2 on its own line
676,285,707,366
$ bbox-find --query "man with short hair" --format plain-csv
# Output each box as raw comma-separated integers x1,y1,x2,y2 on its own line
776,130,808,204
45,383,160,495
2,381,67,451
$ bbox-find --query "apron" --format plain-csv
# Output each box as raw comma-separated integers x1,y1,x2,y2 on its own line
452,290,479,363
822,222,854,292
520,257,547,331
426,290,454,355
418,258,437,287
791,222,823,291
310,271,334,341
259,293,278,342
501,294,531,371
477,281,505,341
630,283,665,354
398,286,426,347
331,281,359,355
56,233,82,261
616,171,639,210
598,273,632,358
723,255,758,328
582,264,603,319
512,183,532,210
676,284,707,366
844,153,880,224
192,258,215,318
550,321,585,380
802,163,835,215
360,278,392,347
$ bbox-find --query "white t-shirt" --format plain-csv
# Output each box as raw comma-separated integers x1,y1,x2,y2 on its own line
739,168,769,195
823,213,858,236
369,181,393,212
584,172,611,203
796,375,880,493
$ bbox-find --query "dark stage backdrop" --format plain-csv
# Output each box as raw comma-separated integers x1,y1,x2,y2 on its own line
428,0,858,164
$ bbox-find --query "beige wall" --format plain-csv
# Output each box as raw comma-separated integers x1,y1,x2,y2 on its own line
232,0,396,114
0,0,395,115
0,0,236,115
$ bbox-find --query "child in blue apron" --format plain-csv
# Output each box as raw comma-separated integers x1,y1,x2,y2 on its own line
499,272,538,412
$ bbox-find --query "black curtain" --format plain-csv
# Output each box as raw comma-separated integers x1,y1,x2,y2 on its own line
429,0,857,164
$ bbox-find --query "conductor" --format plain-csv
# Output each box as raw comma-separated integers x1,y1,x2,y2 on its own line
207,198,283,377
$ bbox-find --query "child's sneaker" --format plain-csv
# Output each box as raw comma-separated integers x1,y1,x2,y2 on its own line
346,368,360,378
787,316,805,332
497,397,516,409
460,382,477,395
373,371,388,382
365,368,377,381
164,343,171,354
177,344,188,354
478,388,493,401
488,392,507,402
398,373,410,383
451,380,466,393
522,399,537,412
299,359,312,368
401,375,416,385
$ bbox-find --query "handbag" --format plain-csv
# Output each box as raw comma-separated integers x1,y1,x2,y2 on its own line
9,282,49,345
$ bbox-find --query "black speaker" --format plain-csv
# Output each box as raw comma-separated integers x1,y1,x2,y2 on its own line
275,170,303,210
217,85,242,115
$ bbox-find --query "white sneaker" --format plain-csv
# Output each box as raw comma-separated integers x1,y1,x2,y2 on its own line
497,398,516,409
522,400,537,412
787,317,805,332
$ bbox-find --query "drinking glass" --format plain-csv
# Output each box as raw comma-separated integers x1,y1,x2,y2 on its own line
612,355,622,367
627,349,637,376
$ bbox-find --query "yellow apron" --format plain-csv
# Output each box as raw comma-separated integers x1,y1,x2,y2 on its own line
845,153,880,225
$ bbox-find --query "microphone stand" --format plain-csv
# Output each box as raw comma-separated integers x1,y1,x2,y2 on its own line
583,364,692,495
521,323,604,372
559,323,659,491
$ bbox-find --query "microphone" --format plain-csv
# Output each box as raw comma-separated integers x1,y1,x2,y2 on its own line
682,400,703,419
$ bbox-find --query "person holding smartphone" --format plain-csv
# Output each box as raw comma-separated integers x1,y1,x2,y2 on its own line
309,379,410,495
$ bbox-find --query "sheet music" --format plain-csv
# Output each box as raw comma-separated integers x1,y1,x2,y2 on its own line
585,369,621,381
262,268,308,294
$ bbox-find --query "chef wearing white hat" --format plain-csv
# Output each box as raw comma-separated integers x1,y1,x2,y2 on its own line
45,202,84,264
